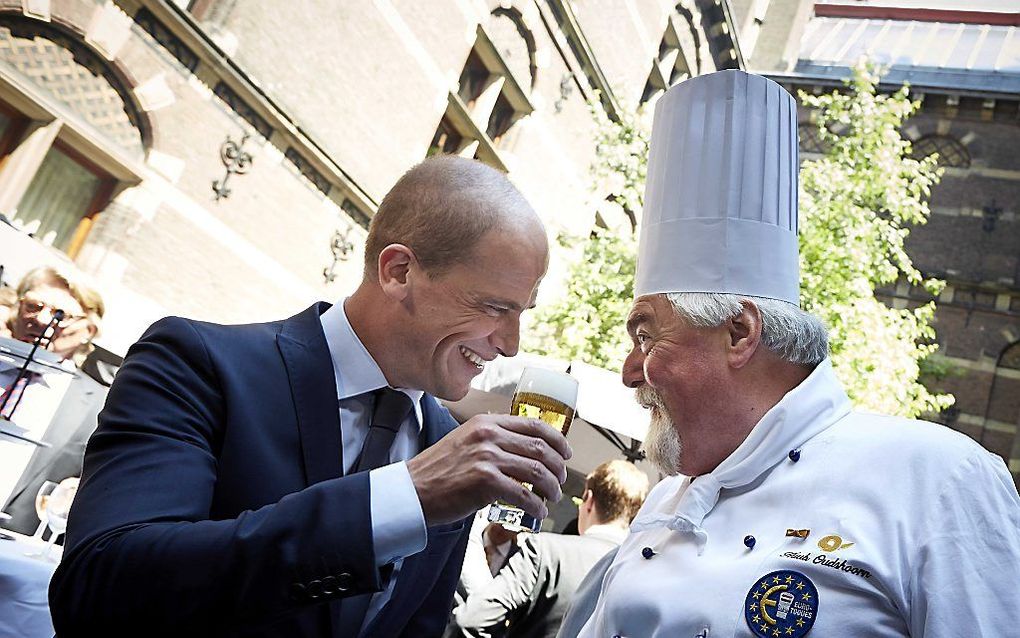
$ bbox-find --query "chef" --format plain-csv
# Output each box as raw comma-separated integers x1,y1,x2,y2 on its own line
573,70,1020,638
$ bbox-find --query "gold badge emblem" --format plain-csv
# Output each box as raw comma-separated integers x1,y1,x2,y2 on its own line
817,534,854,552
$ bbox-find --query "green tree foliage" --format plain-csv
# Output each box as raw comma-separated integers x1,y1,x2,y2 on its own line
530,63,953,417
525,102,645,368
798,63,953,416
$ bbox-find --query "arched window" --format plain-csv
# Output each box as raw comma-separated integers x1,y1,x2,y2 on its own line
0,17,147,157
911,134,970,169
428,16,535,167
641,6,702,105
489,8,537,91
0,16,146,255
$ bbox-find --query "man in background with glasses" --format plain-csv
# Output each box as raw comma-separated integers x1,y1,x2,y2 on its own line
1,265,108,535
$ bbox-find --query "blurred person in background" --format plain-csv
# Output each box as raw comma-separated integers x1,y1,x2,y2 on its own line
452,460,648,638
2,265,108,535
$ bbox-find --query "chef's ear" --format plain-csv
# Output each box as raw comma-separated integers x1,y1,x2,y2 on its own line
726,301,762,369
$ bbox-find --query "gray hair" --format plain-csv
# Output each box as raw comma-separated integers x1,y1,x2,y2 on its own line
665,292,829,365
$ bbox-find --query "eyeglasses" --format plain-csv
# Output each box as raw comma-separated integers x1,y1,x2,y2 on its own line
18,298,88,327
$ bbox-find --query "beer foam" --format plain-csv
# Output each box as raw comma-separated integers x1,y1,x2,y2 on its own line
518,367,578,407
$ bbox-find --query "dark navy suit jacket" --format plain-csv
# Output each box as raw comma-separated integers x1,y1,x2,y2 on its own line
49,303,471,637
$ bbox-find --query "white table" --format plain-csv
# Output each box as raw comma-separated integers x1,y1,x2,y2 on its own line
0,530,59,638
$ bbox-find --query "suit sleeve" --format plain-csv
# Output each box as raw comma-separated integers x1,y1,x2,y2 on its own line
399,521,472,637
49,317,384,635
453,535,542,637
908,449,1020,637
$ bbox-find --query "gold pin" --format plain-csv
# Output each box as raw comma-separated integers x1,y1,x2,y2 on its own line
785,528,810,539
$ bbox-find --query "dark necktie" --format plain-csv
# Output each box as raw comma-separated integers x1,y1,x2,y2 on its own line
338,388,414,636
350,387,414,474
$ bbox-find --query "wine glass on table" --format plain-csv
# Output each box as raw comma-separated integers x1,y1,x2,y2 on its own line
31,480,58,541
29,477,78,562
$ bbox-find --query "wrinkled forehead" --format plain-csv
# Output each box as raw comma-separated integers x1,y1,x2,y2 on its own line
626,294,672,335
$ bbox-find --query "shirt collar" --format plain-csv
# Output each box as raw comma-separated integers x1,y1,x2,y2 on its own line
582,523,629,545
319,299,424,407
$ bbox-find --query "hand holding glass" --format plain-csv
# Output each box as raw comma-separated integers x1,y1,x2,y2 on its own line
488,367,577,533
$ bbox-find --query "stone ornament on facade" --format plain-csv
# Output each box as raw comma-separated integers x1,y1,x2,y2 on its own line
212,132,253,201
85,1,133,61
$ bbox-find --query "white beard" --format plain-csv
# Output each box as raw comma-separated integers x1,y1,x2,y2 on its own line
635,385,682,476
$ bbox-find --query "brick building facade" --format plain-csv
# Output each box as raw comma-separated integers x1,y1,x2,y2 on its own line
738,0,1020,483
0,0,739,356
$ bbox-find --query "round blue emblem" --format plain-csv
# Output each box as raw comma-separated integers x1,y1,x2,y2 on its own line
744,570,818,638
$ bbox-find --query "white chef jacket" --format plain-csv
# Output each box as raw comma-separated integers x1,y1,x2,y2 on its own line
578,359,1020,638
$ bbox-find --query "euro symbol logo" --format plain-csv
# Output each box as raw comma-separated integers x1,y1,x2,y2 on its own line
817,534,854,552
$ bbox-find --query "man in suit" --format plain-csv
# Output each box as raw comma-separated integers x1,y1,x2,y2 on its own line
49,156,572,638
452,460,648,638
2,266,108,535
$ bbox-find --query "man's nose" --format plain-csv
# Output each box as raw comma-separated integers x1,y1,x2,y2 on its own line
489,314,521,358
621,347,646,389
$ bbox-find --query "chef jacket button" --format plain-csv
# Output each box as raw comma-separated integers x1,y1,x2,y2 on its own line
788,448,801,462
744,535,756,549
641,546,655,559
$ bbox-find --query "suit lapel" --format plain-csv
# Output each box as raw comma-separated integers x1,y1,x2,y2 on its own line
276,302,343,486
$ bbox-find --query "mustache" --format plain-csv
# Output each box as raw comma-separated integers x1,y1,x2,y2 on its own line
634,385,666,410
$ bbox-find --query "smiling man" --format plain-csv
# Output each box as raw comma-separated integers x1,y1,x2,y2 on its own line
50,156,571,638
570,71,1020,638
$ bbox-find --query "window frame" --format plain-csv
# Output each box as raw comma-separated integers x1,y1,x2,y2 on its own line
0,64,143,258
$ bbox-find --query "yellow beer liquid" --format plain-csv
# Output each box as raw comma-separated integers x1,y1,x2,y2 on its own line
490,390,576,531
511,392,575,436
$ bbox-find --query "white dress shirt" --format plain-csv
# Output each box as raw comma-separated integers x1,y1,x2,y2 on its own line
318,300,429,633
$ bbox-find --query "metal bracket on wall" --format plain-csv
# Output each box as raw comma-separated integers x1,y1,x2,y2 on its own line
323,224,354,283
554,73,574,113
212,132,253,201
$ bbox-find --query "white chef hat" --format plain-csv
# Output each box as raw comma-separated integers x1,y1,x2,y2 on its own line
635,70,801,306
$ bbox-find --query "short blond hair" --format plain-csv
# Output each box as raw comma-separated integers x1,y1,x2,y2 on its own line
585,460,649,524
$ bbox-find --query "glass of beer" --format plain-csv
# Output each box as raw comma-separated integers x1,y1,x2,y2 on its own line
488,366,578,533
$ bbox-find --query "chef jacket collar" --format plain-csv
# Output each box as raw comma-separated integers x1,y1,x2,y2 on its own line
630,358,852,553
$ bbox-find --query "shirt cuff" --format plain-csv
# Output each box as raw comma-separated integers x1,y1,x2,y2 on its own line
369,461,428,565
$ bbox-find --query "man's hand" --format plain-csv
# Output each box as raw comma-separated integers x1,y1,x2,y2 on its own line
406,414,571,525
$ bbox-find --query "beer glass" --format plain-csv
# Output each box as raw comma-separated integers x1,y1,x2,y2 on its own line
488,367,578,533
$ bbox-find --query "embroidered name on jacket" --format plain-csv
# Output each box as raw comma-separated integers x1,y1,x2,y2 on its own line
782,551,873,579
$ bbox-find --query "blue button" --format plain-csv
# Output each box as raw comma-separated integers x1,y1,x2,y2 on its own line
788,448,801,462
744,535,756,549
641,546,655,559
